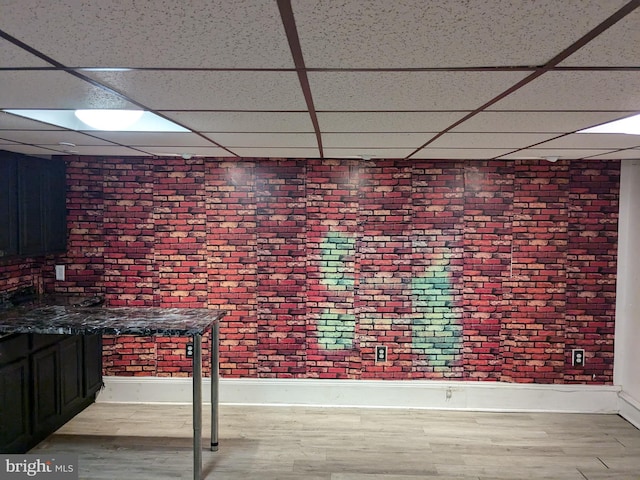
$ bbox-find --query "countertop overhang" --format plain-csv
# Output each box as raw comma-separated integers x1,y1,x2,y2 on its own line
0,304,225,336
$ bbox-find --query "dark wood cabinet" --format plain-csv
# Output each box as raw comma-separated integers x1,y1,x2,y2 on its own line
0,357,30,452
0,155,18,257
0,150,66,258
0,333,102,453
17,156,67,256
83,334,103,396
32,344,59,433
59,336,83,413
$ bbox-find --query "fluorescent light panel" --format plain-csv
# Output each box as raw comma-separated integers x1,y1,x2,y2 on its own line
578,113,640,135
3,109,189,132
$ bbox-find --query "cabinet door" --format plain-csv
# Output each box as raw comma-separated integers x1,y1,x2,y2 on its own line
17,155,66,256
60,336,83,413
0,155,18,257
0,358,30,453
83,335,103,396
18,157,45,256
32,344,59,432
42,159,67,253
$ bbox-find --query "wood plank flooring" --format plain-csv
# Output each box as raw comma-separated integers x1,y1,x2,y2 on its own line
31,404,640,480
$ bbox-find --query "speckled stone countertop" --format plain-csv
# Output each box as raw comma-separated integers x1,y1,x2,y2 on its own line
0,303,225,336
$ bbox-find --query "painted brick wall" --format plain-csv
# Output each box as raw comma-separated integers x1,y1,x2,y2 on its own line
46,157,620,383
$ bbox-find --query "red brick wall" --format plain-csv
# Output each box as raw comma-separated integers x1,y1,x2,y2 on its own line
48,156,620,383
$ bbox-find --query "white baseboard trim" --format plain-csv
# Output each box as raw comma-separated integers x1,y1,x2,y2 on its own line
619,391,640,429
97,377,621,414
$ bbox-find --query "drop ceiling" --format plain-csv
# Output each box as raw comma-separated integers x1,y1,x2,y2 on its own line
1,0,639,161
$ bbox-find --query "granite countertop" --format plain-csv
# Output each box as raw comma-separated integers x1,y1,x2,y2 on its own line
0,302,225,336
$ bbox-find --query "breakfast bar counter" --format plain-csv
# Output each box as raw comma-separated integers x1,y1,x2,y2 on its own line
0,304,225,480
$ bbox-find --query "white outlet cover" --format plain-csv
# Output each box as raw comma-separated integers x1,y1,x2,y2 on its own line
55,265,65,281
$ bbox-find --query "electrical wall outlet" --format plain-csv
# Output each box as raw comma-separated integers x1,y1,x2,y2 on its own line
186,343,194,358
55,265,65,281
572,349,585,367
375,345,387,363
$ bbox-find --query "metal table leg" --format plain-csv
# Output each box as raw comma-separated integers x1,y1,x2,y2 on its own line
193,333,202,480
211,321,219,451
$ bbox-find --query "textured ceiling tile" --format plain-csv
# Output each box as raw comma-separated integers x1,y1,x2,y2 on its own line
560,9,640,67
323,133,430,148
293,0,628,68
317,112,468,132
87,70,306,110
163,112,314,133
428,132,559,149
0,0,292,68
411,148,515,159
0,71,135,109
0,112,64,130
0,38,50,67
230,147,321,158
499,148,617,159
0,130,120,146
489,71,640,111
309,71,529,110
0,144,60,156
452,111,638,133
587,149,640,159
204,133,318,148
323,148,413,159
136,146,232,157
56,146,152,156
88,132,216,147
535,133,640,149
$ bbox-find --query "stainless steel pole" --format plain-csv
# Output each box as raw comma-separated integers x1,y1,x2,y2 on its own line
211,321,219,451
193,333,202,480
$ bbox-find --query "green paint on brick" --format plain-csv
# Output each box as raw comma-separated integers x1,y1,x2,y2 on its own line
317,311,355,349
319,231,356,290
315,231,462,369
411,263,463,367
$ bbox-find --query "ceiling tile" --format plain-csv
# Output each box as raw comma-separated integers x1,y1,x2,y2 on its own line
411,148,517,160
317,112,468,133
560,9,640,67
323,133,431,148
88,132,217,147
535,133,640,149
163,112,314,133
489,71,640,111
0,112,64,130
230,147,320,158
0,71,136,109
428,132,559,149
309,71,529,111
55,146,152,156
0,38,50,67
451,111,636,133
204,133,318,148
0,0,293,68
499,148,618,160
0,130,120,146
0,144,60,156
86,70,306,110
323,148,414,159
293,0,628,68
587,149,640,160
134,146,231,157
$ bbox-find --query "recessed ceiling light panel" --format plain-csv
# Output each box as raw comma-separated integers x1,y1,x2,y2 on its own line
3,109,189,133
578,113,640,135
74,109,144,130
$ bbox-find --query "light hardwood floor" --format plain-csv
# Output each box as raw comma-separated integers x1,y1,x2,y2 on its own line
31,403,640,480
